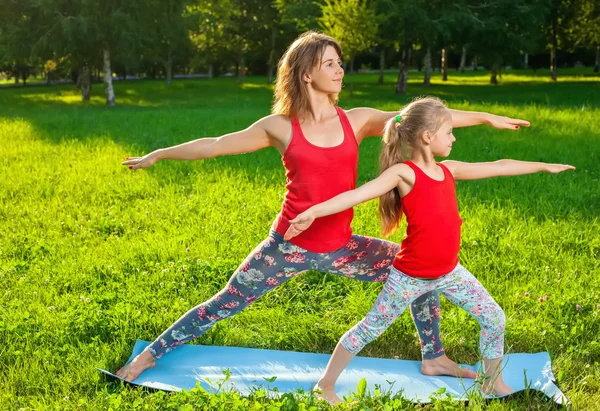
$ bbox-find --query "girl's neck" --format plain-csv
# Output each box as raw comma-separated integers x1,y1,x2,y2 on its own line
408,148,437,170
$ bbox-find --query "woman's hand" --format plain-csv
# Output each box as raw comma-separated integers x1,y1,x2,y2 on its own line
486,114,531,130
284,211,316,240
122,151,161,170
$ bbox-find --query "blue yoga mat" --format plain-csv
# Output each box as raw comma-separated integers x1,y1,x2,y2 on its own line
99,340,567,404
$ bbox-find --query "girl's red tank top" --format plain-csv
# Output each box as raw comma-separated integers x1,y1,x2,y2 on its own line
393,161,463,278
273,106,358,252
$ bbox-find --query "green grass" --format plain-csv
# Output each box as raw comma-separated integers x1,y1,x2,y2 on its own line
1,68,599,410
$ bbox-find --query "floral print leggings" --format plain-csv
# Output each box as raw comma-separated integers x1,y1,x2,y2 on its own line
147,231,445,360
341,264,506,360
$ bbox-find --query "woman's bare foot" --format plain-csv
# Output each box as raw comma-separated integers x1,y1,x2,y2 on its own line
313,382,342,405
421,354,478,379
115,349,156,381
482,380,515,397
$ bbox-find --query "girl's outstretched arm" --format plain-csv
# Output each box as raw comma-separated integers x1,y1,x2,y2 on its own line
122,115,287,170
284,164,411,240
442,160,575,181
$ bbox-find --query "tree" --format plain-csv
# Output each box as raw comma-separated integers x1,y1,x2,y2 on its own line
142,0,193,86
188,0,234,78
571,0,600,72
319,0,378,73
0,0,44,86
469,0,549,84
542,0,576,81
35,0,146,104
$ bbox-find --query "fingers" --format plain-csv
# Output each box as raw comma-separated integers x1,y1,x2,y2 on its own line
510,118,530,127
284,225,302,241
121,157,140,165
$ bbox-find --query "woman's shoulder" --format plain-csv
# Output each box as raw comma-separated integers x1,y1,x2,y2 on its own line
258,114,293,141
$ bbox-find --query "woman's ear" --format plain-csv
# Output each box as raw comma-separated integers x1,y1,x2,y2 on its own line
303,72,311,84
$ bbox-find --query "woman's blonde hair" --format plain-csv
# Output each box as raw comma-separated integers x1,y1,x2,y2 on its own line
379,96,451,236
272,31,342,118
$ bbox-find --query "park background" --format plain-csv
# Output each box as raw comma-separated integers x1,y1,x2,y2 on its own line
1,0,599,410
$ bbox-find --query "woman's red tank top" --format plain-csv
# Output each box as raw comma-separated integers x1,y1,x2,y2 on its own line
273,106,358,252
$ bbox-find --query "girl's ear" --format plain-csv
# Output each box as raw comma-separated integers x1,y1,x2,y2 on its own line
422,130,432,145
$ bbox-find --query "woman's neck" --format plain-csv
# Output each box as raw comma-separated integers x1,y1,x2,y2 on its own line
300,89,335,124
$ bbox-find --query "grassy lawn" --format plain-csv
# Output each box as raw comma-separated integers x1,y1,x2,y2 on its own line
1,68,598,410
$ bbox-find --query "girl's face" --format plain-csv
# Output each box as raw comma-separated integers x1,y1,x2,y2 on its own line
429,119,456,157
305,45,344,94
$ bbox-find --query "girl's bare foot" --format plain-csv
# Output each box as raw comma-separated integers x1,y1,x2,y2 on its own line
313,382,342,405
482,380,515,397
115,349,156,381
421,354,478,379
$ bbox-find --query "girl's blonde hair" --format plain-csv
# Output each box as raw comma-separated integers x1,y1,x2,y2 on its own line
272,31,342,118
379,96,451,236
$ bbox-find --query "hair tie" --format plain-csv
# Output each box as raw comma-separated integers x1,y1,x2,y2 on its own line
395,115,402,123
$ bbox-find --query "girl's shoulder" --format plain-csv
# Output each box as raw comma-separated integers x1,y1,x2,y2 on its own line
387,162,416,185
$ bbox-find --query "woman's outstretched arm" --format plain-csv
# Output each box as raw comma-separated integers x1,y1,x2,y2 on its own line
348,108,530,144
122,115,287,170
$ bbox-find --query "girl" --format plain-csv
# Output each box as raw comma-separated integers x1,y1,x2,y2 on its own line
116,32,530,382
284,96,574,403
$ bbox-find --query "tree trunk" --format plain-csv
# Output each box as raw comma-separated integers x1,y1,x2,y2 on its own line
81,65,91,101
550,21,558,81
441,48,448,81
165,49,173,86
267,27,276,84
350,57,355,73
395,46,411,94
594,45,599,73
423,47,432,87
22,73,27,87
208,63,214,79
524,53,529,69
490,62,499,85
550,46,557,81
237,53,245,84
378,49,385,85
459,45,466,73
472,56,478,71
103,48,116,106
14,72,19,84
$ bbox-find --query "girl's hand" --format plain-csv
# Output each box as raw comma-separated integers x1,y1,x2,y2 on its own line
122,151,160,170
544,163,576,174
284,212,316,240
487,114,530,130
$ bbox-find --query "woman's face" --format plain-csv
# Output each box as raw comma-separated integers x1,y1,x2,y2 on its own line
305,45,344,94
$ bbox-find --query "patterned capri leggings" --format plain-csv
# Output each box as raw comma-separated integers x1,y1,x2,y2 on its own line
341,264,506,360
147,230,446,360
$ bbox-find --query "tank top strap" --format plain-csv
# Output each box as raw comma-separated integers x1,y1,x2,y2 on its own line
334,106,358,147
437,162,455,182
403,160,420,174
